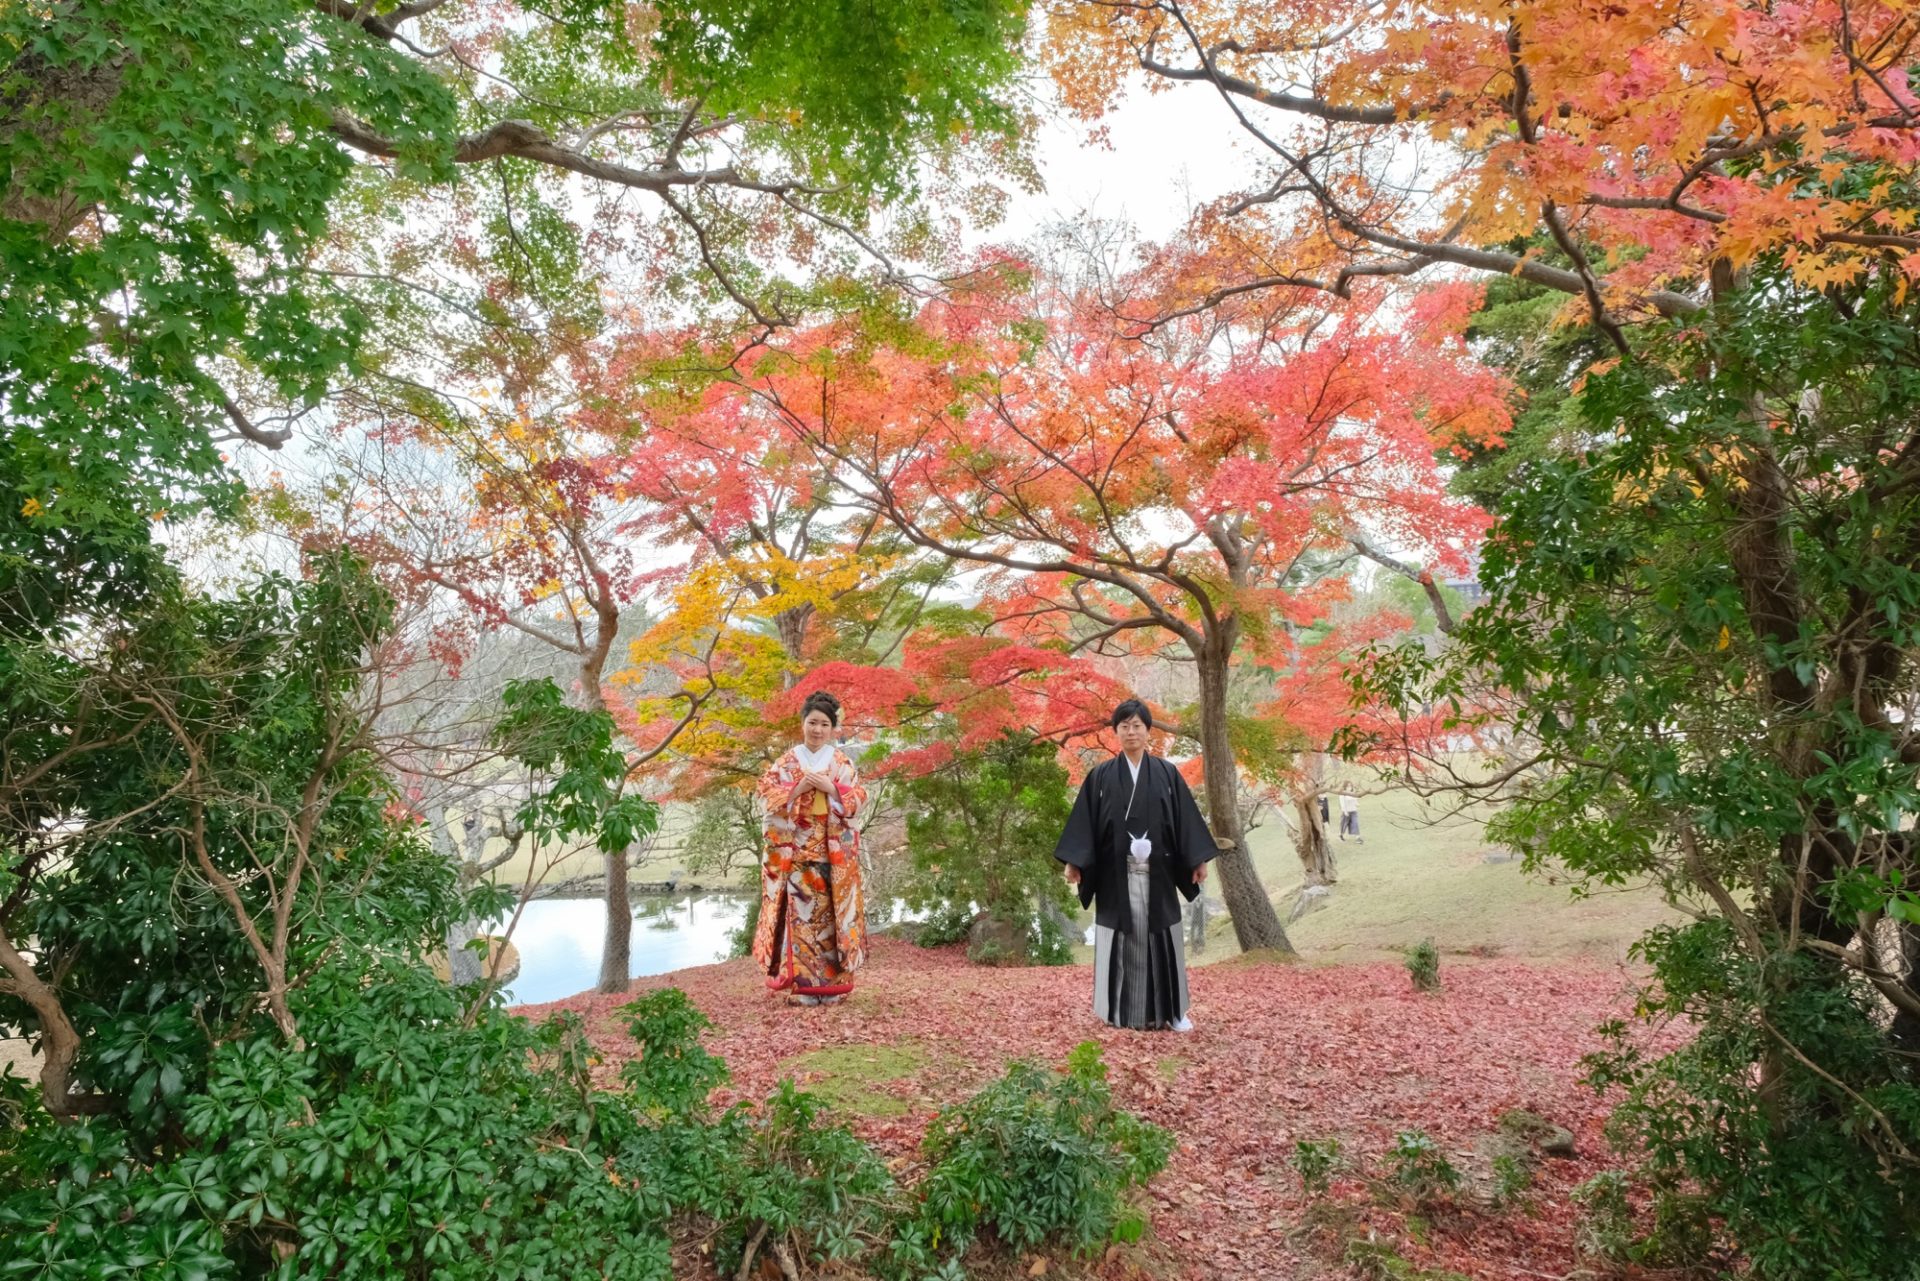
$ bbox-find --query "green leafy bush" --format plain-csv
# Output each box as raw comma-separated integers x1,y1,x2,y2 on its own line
615,1002,895,1279
912,901,978,950
3,971,694,1279
1404,938,1441,993
1488,1154,1532,1208
1386,1130,1460,1205
1030,907,1076,967
1581,920,1911,1279
1292,1137,1343,1196
717,1081,896,1268
729,881,763,960
0,974,915,1281
895,1041,1172,1271
1570,1170,1638,1264
899,730,1079,966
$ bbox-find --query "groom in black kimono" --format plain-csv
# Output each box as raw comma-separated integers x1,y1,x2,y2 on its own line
1054,698,1219,1031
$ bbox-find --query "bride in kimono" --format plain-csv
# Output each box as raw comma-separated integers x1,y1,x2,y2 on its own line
752,691,869,1005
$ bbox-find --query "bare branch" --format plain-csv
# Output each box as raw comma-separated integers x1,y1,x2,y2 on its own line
1346,530,1460,635
1136,52,1436,126
220,394,297,448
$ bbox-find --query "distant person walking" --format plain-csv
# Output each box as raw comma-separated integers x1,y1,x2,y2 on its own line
1338,793,1362,842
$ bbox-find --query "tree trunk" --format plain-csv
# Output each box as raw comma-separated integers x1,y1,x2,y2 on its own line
1186,895,1209,954
774,605,814,677
0,922,112,1116
447,918,486,986
2,48,123,240
1195,642,1295,953
597,846,632,992
577,587,634,994
428,805,487,986
1293,752,1336,886
1294,793,1337,886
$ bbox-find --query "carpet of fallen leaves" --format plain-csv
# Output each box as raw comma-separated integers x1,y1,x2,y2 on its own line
521,939,1660,1281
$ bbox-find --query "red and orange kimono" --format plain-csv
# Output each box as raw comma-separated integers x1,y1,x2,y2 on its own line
752,745,869,1001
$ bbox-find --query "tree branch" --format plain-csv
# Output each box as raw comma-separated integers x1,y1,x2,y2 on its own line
1346,530,1460,635
0,923,113,1116
329,112,824,200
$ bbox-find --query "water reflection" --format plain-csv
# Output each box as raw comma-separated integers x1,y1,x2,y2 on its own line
497,894,747,1006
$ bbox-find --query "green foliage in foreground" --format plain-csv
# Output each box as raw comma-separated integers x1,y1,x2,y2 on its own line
900,1041,1174,1267
2,989,1164,1280
1404,938,1441,993
0,556,1167,1281
1371,265,1920,1280
1581,920,1920,1279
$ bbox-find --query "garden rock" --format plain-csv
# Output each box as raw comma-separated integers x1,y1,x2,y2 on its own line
1288,884,1334,923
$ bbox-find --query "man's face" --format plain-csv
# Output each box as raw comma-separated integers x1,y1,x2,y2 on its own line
1115,715,1150,755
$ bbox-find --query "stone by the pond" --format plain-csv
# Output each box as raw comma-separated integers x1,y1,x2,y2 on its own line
1287,884,1334,924
1498,1108,1578,1157
967,911,1031,965
429,935,520,986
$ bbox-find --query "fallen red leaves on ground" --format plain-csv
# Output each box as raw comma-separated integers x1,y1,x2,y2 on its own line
522,939,1660,1280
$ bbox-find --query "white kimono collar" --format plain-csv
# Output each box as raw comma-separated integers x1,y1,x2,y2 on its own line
794,742,836,773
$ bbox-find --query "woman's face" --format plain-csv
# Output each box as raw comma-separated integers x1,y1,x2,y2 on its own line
802,709,835,751
1115,715,1150,755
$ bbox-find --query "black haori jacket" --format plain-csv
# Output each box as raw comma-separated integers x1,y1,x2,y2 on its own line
1053,753,1219,936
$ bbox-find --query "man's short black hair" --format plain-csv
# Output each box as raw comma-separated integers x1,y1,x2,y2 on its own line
801,690,841,727
1110,698,1152,731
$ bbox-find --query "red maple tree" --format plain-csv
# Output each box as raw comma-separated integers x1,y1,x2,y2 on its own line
658,266,1509,950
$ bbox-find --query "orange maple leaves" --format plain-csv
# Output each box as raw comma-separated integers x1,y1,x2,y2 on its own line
1047,0,1920,323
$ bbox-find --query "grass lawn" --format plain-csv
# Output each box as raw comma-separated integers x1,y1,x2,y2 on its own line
477,774,1685,974
1208,789,1687,966
481,801,730,891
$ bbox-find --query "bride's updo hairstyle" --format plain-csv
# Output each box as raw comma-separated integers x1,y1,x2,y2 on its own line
800,690,841,727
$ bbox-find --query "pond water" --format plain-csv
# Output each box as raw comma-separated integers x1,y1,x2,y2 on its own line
495,895,931,1005
495,894,748,1006
495,898,1036,1006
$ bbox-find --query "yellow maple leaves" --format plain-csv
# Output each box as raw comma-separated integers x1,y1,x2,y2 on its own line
1611,441,1754,508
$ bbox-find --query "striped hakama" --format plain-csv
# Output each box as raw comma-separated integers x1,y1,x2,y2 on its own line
1091,857,1191,1029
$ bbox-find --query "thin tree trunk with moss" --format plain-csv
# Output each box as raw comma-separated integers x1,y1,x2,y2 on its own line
1294,793,1337,886
1196,640,1295,954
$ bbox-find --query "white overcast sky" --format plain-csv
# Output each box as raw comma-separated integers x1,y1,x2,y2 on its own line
991,77,1256,245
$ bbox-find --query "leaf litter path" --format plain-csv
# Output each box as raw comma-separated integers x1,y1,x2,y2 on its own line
524,939,1645,1280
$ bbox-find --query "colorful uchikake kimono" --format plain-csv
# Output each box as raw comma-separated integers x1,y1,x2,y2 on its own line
752,743,869,1003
